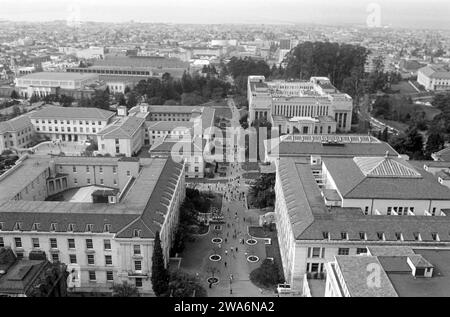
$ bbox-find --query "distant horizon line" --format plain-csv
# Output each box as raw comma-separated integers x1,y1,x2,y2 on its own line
0,18,449,31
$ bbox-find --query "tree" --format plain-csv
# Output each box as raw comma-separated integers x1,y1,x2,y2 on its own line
10,90,19,99
60,95,74,107
249,173,276,209
249,259,283,289
239,113,249,130
112,282,140,297
12,105,21,117
169,271,207,297
389,128,425,160
371,96,391,118
126,91,139,109
151,232,169,297
28,263,69,297
90,90,110,110
30,94,40,104
284,41,368,96
181,92,205,106
424,132,445,159
116,93,126,106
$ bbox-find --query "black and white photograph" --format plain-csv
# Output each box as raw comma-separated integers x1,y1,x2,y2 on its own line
0,0,449,306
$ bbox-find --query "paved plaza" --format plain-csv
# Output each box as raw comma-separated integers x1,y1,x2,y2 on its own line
180,98,276,297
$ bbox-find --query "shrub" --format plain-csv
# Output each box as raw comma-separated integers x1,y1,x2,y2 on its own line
250,259,283,289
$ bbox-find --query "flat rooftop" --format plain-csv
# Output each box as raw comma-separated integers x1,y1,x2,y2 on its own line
0,156,184,238
0,156,49,200
17,72,99,81
335,256,398,297
387,249,450,297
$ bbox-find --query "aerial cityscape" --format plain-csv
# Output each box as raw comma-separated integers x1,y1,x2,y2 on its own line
0,0,450,303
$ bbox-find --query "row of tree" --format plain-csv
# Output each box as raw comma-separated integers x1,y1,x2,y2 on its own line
126,72,231,108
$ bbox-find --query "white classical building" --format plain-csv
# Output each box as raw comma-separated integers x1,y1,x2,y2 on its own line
28,106,115,142
247,76,353,134
273,144,450,294
14,72,101,99
417,65,450,91
0,155,185,295
97,115,146,157
0,116,35,153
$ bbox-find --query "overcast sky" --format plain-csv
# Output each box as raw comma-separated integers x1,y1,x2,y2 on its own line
1,0,449,29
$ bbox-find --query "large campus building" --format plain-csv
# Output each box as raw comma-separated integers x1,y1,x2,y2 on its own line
127,104,216,178
0,116,35,153
247,76,353,135
270,136,450,295
29,106,116,143
14,72,104,99
0,155,185,295
67,56,190,80
96,113,147,157
417,65,450,91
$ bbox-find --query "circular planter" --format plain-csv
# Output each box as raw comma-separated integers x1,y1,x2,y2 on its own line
247,255,259,263
246,239,257,246
207,277,219,285
209,255,222,262
212,238,223,244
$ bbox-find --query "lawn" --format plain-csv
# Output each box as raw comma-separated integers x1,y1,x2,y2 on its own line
248,225,286,284
391,81,418,94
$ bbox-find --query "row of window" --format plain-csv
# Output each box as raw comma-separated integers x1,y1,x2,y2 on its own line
34,119,103,126
307,247,367,258
69,68,151,76
321,230,442,242
71,166,119,174
36,126,98,133
275,104,329,118
0,237,143,255
8,237,118,250
1,223,143,237
73,178,117,186
85,271,143,287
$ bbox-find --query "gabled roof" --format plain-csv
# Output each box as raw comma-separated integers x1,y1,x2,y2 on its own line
277,158,450,242
28,106,115,121
116,158,183,239
419,65,450,79
353,156,422,178
0,116,33,134
433,146,450,162
98,116,145,139
0,156,184,240
323,157,450,200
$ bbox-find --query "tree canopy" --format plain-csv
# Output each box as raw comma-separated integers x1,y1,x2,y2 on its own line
151,232,170,297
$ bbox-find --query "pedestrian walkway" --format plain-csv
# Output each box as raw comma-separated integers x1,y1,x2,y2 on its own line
179,99,276,297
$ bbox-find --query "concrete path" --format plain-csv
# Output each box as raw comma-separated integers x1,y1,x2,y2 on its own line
179,99,276,297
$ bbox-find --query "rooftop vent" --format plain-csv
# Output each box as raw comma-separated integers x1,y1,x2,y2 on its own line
407,255,434,278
